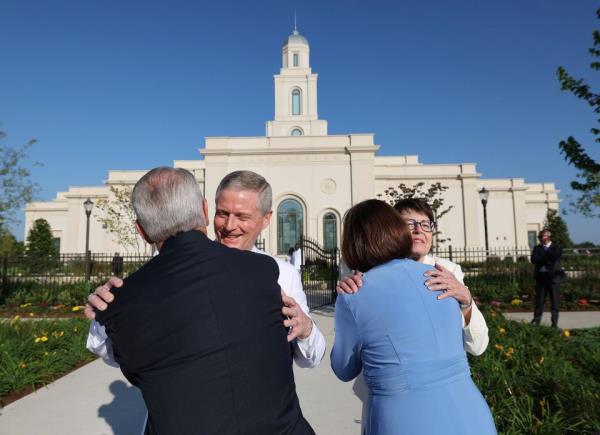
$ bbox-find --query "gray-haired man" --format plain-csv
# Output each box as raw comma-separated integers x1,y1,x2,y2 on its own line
86,170,326,368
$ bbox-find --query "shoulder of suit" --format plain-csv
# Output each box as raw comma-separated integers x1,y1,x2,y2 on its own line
252,249,301,286
232,247,279,274
273,256,295,276
251,248,295,275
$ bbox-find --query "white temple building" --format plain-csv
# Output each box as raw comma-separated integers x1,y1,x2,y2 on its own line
25,28,559,256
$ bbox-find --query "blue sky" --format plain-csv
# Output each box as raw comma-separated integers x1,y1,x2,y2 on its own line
1,0,599,243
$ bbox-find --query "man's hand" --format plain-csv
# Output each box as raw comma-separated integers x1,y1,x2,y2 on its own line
336,273,363,294
83,277,123,320
281,290,313,342
424,263,473,316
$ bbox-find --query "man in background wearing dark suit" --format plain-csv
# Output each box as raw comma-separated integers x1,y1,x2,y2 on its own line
110,252,124,278
95,167,314,435
531,229,563,328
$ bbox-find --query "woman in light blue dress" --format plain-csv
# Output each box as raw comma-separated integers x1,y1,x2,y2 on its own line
331,199,496,435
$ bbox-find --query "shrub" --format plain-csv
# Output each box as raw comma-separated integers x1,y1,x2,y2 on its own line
464,262,600,306
3,282,94,307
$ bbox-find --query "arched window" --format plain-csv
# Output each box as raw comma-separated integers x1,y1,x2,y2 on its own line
277,199,303,254
291,128,303,136
293,53,299,67
323,212,337,251
292,89,301,115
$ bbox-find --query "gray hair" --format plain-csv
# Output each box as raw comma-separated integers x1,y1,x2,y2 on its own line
215,170,272,215
131,167,206,242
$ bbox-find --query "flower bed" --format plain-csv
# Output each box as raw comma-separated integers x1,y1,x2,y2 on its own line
465,271,600,309
471,308,600,433
0,317,96,406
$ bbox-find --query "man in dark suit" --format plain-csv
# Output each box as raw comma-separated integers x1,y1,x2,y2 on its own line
95,167,314,435
110,252,124,277
531,229,563,327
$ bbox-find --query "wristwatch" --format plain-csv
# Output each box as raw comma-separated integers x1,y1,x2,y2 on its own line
459,287,473,310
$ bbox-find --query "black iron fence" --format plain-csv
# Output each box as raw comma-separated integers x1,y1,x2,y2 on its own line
432,246,600,305
1,253,153,302
2,246,598,307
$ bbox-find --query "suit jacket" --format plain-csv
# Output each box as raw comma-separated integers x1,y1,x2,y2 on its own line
531,243,563,278
96,230,313,435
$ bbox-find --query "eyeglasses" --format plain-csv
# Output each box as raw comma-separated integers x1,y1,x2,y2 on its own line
405,219,436,233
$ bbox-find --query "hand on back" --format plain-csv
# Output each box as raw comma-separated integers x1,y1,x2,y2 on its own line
281,289,313,341
336,264,472,311
336,273,363,294
83,277,123,320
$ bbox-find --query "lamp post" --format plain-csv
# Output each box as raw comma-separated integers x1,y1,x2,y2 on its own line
83,198,94,281
478,187,490,258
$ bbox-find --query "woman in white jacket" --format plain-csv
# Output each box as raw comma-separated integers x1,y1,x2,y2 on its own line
337,197,489,356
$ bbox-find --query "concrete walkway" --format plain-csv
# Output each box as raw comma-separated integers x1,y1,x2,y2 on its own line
1,309,599,435
503,310,600,329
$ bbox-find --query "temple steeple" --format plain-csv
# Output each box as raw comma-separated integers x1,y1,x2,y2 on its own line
266,25,328,137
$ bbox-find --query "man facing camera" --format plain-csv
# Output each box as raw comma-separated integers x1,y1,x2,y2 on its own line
94,167,314,435
531,229,563,327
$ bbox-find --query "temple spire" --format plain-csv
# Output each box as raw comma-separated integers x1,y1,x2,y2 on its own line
293,11,298,35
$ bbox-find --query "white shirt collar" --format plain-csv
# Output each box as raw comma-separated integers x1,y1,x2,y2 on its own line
422,254,435,266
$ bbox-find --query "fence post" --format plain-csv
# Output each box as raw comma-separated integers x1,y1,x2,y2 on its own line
1,255,7,300
85,250,91,282
448,245,453,263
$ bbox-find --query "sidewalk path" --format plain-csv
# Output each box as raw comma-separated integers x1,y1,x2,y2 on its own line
503,311,600,329
2,309,599,434
0,306,364,435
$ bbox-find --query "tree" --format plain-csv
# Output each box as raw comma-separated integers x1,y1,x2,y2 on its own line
0,130,40,228
26,218,57,272
556,8,600,217
543,209,573,248
95,185,148,254
0,227,24,256
377,182,454,249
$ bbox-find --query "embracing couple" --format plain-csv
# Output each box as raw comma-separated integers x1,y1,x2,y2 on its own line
86,167,496,434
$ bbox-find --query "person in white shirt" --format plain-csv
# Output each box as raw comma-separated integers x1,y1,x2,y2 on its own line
212,171,325,367
291,244,303,272
337,197,489,356
86,170,326,369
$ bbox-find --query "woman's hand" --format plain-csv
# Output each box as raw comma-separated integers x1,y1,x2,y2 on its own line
424,264,473,322
336,273,363,294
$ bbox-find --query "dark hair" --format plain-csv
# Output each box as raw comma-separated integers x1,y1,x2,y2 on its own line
393,198,435,222
342,199,413,272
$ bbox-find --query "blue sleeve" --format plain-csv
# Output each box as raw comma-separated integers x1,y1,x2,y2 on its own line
330,295,362,382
